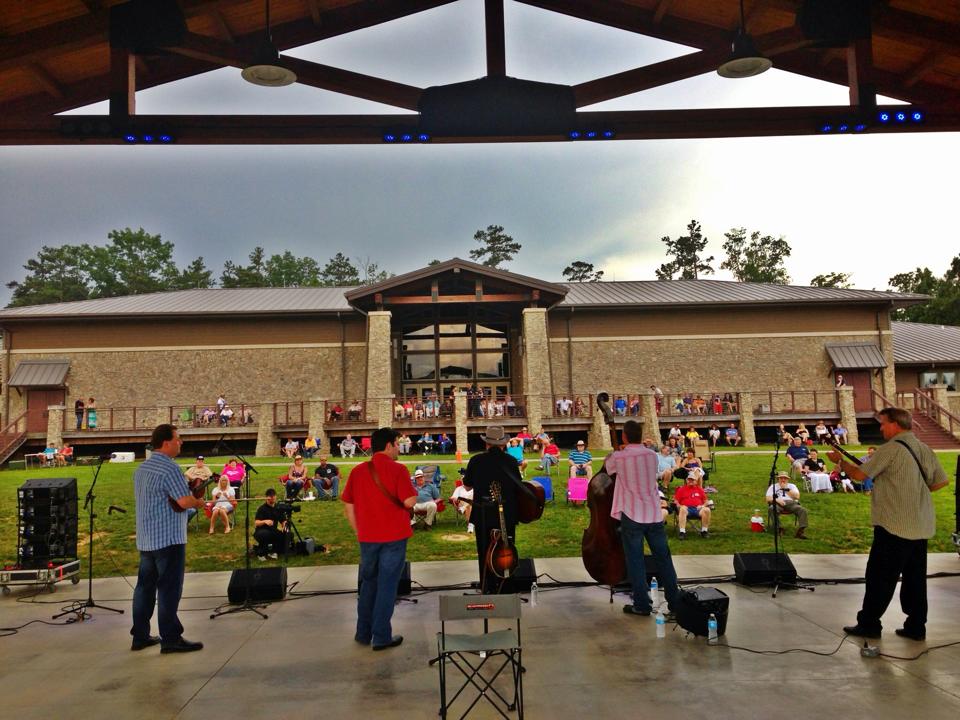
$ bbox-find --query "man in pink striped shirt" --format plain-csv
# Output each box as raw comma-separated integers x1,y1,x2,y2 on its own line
604,420,681,617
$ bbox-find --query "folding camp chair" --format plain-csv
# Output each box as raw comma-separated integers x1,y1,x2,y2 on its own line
359,437,372,456
566,476,588,505
529,476,553,502
435,593,524,719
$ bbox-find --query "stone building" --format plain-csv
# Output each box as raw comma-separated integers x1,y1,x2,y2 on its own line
2,257,953,459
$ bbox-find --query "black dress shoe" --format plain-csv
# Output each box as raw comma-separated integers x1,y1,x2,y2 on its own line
623,605,651,617
843,624,881,639
895,628,926,641
160,638,204,654
131,635,161,651
372,635,403,651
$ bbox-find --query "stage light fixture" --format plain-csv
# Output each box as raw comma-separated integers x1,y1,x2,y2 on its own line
241,0,297,87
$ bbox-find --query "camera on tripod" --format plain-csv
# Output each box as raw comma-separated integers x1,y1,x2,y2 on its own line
275,502,301,516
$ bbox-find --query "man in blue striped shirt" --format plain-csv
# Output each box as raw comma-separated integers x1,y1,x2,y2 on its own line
131,424,206,654
568,440,593,478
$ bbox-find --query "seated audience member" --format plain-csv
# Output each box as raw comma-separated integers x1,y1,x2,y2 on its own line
394,400,405,419
253,489,289,560
766,471,808,539
440,398,454,418
413,398,425,420
814,420,829,444
711,394,723,414
657,445,678,486
680,448,707,484
58,444,73,465
417,432,435,455
692,395,706,415
830,467,857,493
777,424,793,444
312,455,340,499
328,402,343,422
722,393,738,413
802,450,832,493
642,437,656,449
437,432,453,454
201,407,216,425
557,395,573,416
284,455,309,499
506,438,528,473
665,436,683,458
707,424,721,447
574,395,586,417
674,473,712,539
785,437,809,476
450,480,475,533
42,444,58,466
411,469,440,529
505,394,517,417
832,423,848,444
795,423,810,442
724,423,741,446
613,395,627,416
397,433,413,455
347,400,363,422
515,427,533,449
539,437,560,473
682,393,694,414
668,424,683,444
403,399,414,418
658,488,670,522
534,427,550,454
339,433,358,458
221,459,247,489
241,407,255,425
629,394,641,416
859,447,876,493
208,475,236,534
568,440,593,478
185,455,213,484
685,426,701,448
283,438,299,458
302,435,318,458
219,405,234,426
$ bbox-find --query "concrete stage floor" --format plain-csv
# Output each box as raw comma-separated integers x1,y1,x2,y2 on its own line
2,553,959,719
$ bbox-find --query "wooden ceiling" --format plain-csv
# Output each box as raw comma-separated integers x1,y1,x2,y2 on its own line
1,0,958,144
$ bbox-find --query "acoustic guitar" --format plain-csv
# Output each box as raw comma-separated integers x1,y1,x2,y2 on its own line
169,473,220,513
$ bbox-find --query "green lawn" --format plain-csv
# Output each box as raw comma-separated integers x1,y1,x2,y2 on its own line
2,447,957,578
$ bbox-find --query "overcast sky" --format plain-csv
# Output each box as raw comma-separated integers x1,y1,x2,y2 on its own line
1,0,956,306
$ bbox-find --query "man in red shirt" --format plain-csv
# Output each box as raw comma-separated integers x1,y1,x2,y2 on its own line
342,428,417,651
673,473,712,539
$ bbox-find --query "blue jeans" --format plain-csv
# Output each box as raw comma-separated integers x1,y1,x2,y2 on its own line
620,515,680,613
313,477,339,499
356,539,407,646
132,544,186,643
541,454,559,471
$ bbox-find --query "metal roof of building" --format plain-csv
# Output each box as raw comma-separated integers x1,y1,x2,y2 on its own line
8,359,70,387
556,280,925,308
0,279,926,320
0,287,355,318
825,343,887,370
892,322,960,365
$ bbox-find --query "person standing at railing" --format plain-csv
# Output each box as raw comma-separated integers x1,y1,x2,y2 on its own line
74,398,85,430
86,398,97,430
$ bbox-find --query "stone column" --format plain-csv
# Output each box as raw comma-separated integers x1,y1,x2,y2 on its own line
522,308,550,427
878,332,897,400
375,395,394,429
837,386,860,445
46,405,64,449
255,402,276,457
308,397,328,453
454,391,468,457
641,392,659,443
588,404,613,451
926,385,959,438
738,392,758,448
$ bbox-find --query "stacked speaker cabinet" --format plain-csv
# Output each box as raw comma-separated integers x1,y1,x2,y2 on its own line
17,478,78,568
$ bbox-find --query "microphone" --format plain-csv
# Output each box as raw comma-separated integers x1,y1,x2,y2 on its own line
108,505,126,514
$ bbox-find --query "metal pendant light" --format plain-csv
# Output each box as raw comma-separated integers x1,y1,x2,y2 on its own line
717,0,773,78
241,0,297,87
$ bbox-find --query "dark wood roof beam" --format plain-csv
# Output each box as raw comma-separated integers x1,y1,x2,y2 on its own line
108,47,135,122
281,56,423,111
652,0,672,24
26,63,64,99
903,52,942,89
211,10,237,44
847,36,876,109
485,0,506,77
306,0,323,27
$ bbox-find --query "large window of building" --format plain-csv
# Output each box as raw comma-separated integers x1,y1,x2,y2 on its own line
920,370,957,391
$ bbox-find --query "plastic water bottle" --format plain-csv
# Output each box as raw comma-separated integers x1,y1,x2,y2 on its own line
530,582,539,608
650,578,660,609
707,613,718,642
655,609,666,639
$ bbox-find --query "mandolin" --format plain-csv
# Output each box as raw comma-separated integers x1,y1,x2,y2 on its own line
169,473,220,513
485,481,519,580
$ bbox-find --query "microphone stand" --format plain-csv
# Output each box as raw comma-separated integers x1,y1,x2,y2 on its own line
53,456,124,620
211,438,267,620
765,437,813,597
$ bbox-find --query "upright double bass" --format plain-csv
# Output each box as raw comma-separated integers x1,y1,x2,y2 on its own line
580,392,627,586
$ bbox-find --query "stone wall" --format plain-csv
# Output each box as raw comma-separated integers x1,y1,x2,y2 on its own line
550,333,886,397
6,345,367,417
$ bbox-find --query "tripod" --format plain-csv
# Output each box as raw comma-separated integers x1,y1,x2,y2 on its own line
765,438,813,598
211,445,268,620
53,457,124,620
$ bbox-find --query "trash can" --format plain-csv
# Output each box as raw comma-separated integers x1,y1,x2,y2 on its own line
144,444,153,460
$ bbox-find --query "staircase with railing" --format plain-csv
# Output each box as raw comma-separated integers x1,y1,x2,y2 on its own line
0,411,31,464
875,389,960,449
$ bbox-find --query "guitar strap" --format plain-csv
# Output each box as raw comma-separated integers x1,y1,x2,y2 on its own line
367,461,411,513
894,439,929,484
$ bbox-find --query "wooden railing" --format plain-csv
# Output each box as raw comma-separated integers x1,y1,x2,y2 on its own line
0,411,31,463
168,403,255,428
911,388,960,437
751,390,838,415
273,401,306,427
659,392,740,417
550,394,594,419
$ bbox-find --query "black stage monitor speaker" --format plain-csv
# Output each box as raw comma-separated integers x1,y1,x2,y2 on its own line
228,567,287,603
675,586,729,638
485,558,537,594
733,552,797,586
18,478,79,567
398,561,412,596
